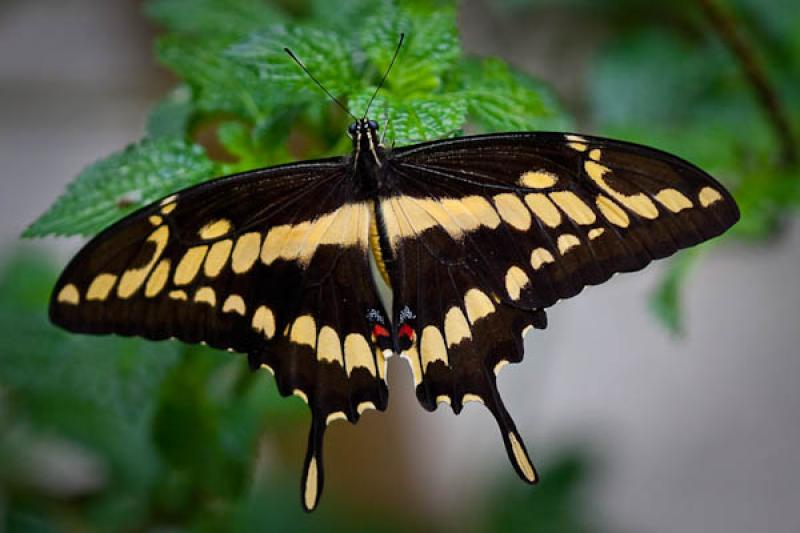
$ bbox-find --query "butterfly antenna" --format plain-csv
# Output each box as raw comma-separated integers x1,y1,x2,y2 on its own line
363,33,405,119
284,47,358,121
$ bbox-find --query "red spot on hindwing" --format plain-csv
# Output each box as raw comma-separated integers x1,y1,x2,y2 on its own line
398,323,414,340
372,324,390,338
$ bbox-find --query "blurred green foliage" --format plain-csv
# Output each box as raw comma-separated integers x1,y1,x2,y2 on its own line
7,0,799,529
512,0,800,331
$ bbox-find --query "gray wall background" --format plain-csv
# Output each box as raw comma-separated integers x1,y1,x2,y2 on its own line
2,1,799,531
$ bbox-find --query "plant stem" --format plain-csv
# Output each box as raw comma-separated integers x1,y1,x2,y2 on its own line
697,0,797,166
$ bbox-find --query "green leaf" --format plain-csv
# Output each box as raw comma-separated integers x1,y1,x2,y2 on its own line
216,120,286,173
459,57,568,132
360,7,460,95
649,249,701,335
156,36,278,121
229,26,358,99
349,90,467,144
24,138,215,238
144,0,284,37
146,85,194,139
309,0,394,35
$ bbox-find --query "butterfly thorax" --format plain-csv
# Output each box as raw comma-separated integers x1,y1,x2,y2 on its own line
349,118,390,196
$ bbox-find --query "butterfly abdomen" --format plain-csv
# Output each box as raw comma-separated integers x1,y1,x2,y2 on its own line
368,199,394,288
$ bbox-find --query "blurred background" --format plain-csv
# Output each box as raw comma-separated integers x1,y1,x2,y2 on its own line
1,0,799,531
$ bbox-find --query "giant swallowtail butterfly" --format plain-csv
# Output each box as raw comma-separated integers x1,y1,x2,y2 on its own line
49,42,739,511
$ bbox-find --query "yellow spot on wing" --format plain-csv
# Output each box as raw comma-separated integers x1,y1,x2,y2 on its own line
160,194,177,206
252,306,275,339
520,170,557,189
464,288,495,324
381,195,501,247
149,215,163,226
420,326,448,371
326,411,347,425
317,326,344,365
459,196,502,229
292,389,308,403
118,226,170,299
566,135,588,152
494,193,532,231
161,204,176,215
57,284,80,305
549,191,596,225
174,246,208,286
585,161,659,219
376,346,388,381
524,193,562,228
204,239,232,278
589,148,602,161
509,432,536,482
698,186,723,207
401,345,423,386
530,247,555,270
505,266,530,301
168,290,188,301
436,395,452,406
494,360,509,375
344,333,376,376
588,228,605,240
231,232,262,274
87,274,118,301
463,393,484,405
194,287,216,307
199,219,232,240
357,401,376,415
444,307,471,348
222,294,246,315
145,259,170,298
261,203,369,266
655,188,693,213
596,195,630,228
557,234,581,255
290,315,317,349
304,458,319,510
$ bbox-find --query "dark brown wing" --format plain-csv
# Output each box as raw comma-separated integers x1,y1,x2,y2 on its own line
50,158,390,511
380,131,739,483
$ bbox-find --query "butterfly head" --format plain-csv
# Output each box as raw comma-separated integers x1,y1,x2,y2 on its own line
349,118,384,171
348,118,380,140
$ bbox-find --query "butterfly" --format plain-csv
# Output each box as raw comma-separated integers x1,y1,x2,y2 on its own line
48,38,739,511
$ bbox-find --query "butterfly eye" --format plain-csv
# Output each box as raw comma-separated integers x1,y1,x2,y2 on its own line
367,120,379,131
347,123,358,136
